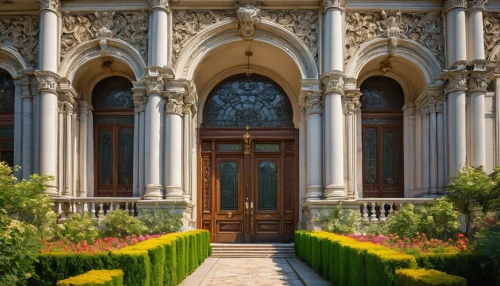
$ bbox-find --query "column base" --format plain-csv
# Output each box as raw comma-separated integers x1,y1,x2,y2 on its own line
305,185,323,201
44,184,58,197
165,185,183,198
324,185,346,199
143,184,164,200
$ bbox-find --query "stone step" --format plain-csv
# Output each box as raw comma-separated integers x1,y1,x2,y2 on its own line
210,243,296,258
210,253,296,258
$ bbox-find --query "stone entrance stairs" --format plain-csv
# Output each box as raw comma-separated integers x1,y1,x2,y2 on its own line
210,243,296,258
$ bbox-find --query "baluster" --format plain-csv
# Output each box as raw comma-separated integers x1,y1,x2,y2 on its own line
83,202,88,213
362,203,369,222
56,202,63,221
110,201,114,212
379,202,386,221
388,203,394,217
369,203,377,221
399,203,403,212
126,202,131,216
134,203,138,217
98,202,103,219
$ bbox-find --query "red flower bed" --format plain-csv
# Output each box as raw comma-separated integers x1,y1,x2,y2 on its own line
39,234,164,254
347,233,469,254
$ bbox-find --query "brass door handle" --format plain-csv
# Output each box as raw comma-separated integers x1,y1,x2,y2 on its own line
250,201,254,216
245,198,249,215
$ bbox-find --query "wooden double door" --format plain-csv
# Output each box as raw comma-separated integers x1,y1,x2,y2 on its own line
199,128,298,243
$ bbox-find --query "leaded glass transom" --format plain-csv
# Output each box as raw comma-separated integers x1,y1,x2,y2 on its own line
92,76,134,110
204,74,293,128
217,144,242,152
360,76,404,111
0,69,15,113
220,162,239,210
255,144,280,152
259,161,278,211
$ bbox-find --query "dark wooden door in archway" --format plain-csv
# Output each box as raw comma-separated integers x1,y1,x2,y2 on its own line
198,128,298,243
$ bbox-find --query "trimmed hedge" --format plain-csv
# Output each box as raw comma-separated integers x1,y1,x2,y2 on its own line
56,269,124,286
413,252,497,286
295,231,417,286
31,230,211,286
394,268,466,286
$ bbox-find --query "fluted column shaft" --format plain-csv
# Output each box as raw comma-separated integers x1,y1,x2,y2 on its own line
164,90,184,198
305,91,323,200
21,77,35,180
79,102,88,197
343,91,361,199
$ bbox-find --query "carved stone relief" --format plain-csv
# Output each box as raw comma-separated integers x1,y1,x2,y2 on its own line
0,16,40,68
260,10,319,61
61,11,148,62
483,13,500,60
172,10,236,61
345,11,444,67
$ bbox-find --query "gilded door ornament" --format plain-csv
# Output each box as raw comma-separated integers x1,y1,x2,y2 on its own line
243,125,252,155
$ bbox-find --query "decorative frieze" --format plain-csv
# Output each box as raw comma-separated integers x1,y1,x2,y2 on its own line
261,10,319,60
322,0,345,12
305,91,323,115
345,11,444,66
237,4,261,41
0,16,40,68
61,11,148,62
321,70,345,94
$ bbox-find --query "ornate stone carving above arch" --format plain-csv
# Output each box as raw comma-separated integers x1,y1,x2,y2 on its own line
0,45,30,78
175,20,319,80
0,16,40,69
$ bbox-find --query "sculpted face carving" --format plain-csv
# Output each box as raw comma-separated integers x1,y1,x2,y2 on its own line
0,16,40,68
237,4,261,40
61,11,148,62
345,11,444,66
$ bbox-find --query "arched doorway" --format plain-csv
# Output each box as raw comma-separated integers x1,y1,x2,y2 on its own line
0,69,15,167
92,76,135,197
199,73,298,243
361,76,404,198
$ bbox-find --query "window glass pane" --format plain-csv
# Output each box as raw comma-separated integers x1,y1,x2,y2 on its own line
98,130,113,185
383,129,399,184
255,144,280,152
217,144,242,152
1,151,13,167
362,118,403,125
118,128,133,185
1,140,14,150
0,70,15,112
0,128,14,137
94,116,134,125
92,76,134,110
259,161,277,211
220,162,238,210
204,74,293,128
365,128,378,184
360,76,404,110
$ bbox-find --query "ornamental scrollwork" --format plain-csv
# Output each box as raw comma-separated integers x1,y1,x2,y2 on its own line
172,10,236,61
0,16,40,68
237,4,261,40
345,11,444,67
260,10,319,61
61,11,148,62
483,13,500,60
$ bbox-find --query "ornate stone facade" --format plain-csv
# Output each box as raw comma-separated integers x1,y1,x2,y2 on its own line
61,11,148,62
0,16,40,68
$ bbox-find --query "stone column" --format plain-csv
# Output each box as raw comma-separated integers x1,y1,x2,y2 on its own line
13,79,22,179
305,91,323,200
64,101,74,197
421,107,430,193
468,0,487,60
21,76,34,180
164,88,184,198
183,94,194,201
79,102,89,197
144,73,165,200
427,90,444,195
445,65,468,179
403,104,416,194
437,103,446,194
133,91,146,197
414,111,423,189
35,0,61,195
299,106,307,218
322,0,346,199
343,91,362,199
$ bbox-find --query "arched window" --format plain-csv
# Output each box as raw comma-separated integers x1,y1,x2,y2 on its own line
0,69,15,167
92,76,134,197
361,76,404,198
203,74,293,128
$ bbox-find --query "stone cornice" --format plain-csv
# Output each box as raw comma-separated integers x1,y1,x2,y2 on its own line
444,0,467,13
322,0,345,13
34,70,61,93
321,70,345,95
149,0,170,12
36,0,61,13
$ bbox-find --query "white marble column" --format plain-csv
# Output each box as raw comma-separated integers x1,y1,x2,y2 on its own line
21,76,34,180
138,105,146,196
132,91,146,197
414,111,423,189
429,111,438,195
35,0,61,195
402,104,416,195
496,76,500,167
144,75,165,199
183,96,194,200
305,91,323,200
299,106,307,219
437,108,446,193
79,102,88,197
469,64,491,167
422,108,430,193
322,0,346,199
343,91,361,199
87,111,94,198
64,102,74,197
164,89,184,198
13,79,22,179
445,0,468,179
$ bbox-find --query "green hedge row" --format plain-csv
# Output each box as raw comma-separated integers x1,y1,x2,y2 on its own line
414,252,497,286
394,268,466,286
56,269,124,286
295,231,418,286
31,230,211,286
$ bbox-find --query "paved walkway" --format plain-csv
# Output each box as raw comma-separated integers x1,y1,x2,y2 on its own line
181,257,330,286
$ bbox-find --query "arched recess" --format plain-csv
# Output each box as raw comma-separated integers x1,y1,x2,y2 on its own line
175,20,319,80
0,45,29,77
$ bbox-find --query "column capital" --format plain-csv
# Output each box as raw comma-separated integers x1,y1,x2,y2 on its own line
321,70,345,95
34,71,60,93
322,0,346,13
132,89,147,109
36,0,61,13
342,90,362,115
164,88,185,116
148,0,170,12
444,0,468,13
468,60,495,92
305,91,323,116
467,0,488,11
146,76,165,95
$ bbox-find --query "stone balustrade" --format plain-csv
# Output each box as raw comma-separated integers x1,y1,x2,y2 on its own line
52,197,142,220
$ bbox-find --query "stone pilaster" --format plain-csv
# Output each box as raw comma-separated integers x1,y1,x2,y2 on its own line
343,90,361,199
